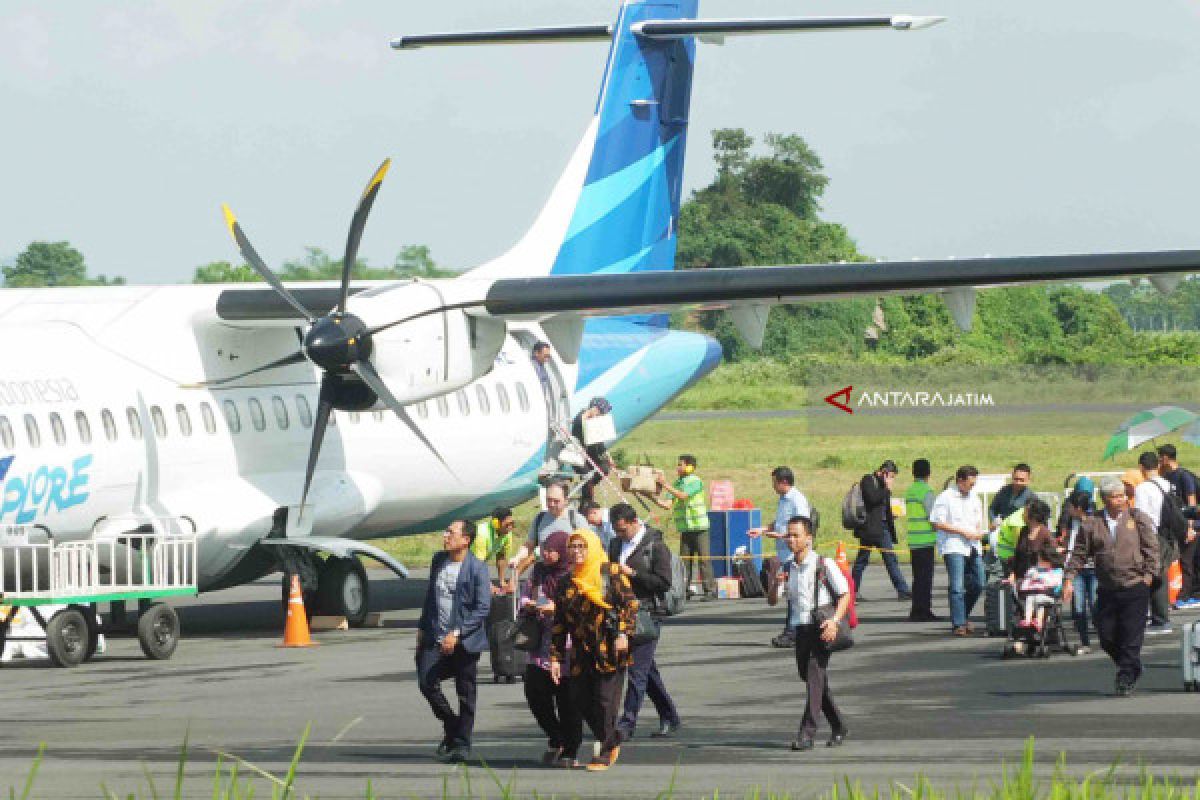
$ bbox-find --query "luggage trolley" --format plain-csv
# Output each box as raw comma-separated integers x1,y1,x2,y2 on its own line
0,522,198,667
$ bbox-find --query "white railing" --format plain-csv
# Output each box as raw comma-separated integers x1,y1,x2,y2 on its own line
0,526,197,601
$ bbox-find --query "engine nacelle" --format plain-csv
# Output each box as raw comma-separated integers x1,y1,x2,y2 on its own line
350,281,506,407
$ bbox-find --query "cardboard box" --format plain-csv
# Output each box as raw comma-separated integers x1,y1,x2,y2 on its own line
716,577,741,599
621,465,658,494
581,413,617,445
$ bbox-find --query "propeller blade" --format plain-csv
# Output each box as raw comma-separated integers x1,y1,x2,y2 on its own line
181,351,308,388
350,360,458,478
221,204,315,323
298,376,336,521
340,158,392,315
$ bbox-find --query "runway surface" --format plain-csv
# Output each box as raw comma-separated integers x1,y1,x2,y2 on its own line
2,567,1199,798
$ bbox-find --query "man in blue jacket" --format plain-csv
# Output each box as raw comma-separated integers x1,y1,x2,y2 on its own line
417,519,492,763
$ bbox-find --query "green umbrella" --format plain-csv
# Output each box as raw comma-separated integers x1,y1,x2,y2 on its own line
1103,406,1199,460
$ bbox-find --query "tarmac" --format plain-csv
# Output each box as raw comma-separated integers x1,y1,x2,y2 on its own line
2,566,1199,798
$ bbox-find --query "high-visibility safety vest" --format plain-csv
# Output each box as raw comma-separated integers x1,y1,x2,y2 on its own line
994,508,1024,561
472,519,511,563
904,481,936,548
673,474,710,532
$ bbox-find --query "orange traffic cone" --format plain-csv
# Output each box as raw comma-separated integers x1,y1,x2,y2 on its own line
1168,559,1184,606
280,574,316,648
835,541,850,570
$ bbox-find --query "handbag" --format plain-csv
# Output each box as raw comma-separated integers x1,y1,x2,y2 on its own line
512,611,543,652
631,607,661,645
811,559,854,653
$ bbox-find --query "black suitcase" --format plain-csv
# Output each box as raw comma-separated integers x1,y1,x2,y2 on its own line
985,581,1013,637
760,556,782,602
738,559,765,598
487,592,527,683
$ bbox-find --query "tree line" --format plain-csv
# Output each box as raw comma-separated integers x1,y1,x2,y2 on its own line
5,129,1197,365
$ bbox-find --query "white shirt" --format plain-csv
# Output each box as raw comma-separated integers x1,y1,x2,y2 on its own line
618,525,646,566
1103,511,1119,542
1133,476,1170,529
784,550,850,626
930,486,984,556
773,486,812,558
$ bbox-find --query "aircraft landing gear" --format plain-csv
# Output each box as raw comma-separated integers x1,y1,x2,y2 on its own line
317,556,370,628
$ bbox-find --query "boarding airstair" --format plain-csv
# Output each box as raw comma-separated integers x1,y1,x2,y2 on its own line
0,519,198,667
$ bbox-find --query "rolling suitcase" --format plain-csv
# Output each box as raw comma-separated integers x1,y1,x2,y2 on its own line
985,580,1013,637
487,590,527,683
1183,621,1200,692
738,558,765,598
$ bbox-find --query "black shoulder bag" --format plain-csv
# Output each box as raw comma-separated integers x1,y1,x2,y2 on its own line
812,559,854,653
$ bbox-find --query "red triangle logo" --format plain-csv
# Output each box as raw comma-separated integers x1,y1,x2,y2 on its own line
824,386,853,415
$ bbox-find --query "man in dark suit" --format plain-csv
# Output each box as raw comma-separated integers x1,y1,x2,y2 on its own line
607,503,682,741
851,460,911,601
416,519,492,762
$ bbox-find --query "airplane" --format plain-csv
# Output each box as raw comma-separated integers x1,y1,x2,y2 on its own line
2,0,1198,629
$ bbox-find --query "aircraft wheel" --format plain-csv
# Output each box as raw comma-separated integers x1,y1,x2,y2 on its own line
319,557,370,628
138,603,179,660
47,608,89,668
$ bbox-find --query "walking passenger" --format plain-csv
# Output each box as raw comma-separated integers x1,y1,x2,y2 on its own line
851,460,911,601
472,507,515,588
653,454,715,602
931,465,987,637
989,463,1034,526
1060,489,1097,655
415,520,492,763
606,503,682,741
580,500,614,549
519,531,582,768
1063,477,1159,697
1159,444,1200,608
905,459,940,621
550,530,637,772
1134,451,1175,635
508,483,587,586
571,397,616,504
767,516,851,751
749,466,812,648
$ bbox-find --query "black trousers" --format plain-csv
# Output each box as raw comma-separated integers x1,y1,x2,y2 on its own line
1095,584,1151,685
524,664,582,758
680,530,716,594
617,637,680,736
1180,535,1199,601
568,661,625,754
794,625,844,741
909,546,936,617
416,644,480,747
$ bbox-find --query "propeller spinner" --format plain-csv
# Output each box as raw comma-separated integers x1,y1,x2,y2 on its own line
214,159,455,520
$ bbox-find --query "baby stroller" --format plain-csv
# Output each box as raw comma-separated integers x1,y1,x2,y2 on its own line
1001,571,1074,659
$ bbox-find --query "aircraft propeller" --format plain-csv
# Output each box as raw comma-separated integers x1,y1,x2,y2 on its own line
213,159,455,519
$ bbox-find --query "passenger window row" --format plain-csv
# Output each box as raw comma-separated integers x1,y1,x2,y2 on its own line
0,381,536,449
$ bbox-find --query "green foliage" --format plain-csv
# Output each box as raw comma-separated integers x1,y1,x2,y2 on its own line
3,241,124,287
190,246,456,284
1105,278,1200,332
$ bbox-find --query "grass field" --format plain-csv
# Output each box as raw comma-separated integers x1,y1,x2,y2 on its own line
375,412,1175,566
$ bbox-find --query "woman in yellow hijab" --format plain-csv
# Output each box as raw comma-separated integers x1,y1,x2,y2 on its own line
549,529,637,771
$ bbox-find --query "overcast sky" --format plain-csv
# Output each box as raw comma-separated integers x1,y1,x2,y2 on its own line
2,1,1198,285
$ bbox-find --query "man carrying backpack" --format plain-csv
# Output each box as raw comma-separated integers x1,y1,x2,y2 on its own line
1135,451,1183,635
1158,444,1200,609
507,482,588,588
850,460,911,602
607,503,682,741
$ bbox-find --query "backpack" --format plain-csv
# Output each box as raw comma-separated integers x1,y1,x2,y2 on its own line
533,509,587,542
1152,481,1189,547
640,534,687,617
841,482,866,531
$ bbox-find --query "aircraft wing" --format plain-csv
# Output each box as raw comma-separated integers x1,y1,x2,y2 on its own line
476,249,1200,330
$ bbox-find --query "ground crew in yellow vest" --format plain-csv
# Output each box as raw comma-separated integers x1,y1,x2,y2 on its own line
472,507,515,590
905,459,940,622
994,505,1027,566
654,454,716,601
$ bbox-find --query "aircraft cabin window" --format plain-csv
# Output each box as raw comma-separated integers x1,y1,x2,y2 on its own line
417,401,428,419
248,398,266,432
200,402,217,435
456,390,470,416
0,416,12,450
436,397,449,418
75,411,92,445
101,409,117,442
223,400,241,434
151,406,168,438
348,412,360,424
176,404,193,437
476,385,491,415
272,396,289,430
496,384,511,414
296,396,313,428
516,383,530,413
49,412,67,446
373,410,385,423
127,408,143,441
24,415,41,448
